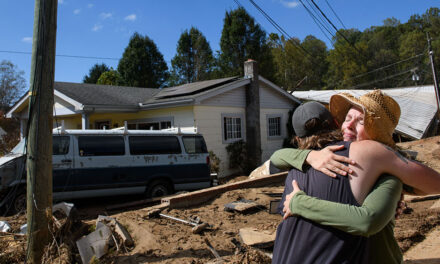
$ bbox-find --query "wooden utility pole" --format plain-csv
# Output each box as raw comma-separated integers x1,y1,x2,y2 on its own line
26,0,57,263
427,32,440,113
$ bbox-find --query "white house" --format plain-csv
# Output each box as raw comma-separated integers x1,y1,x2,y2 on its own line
7,61,300,176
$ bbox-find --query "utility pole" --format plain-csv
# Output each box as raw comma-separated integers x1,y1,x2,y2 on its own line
427,32,440,113
26,0,57,263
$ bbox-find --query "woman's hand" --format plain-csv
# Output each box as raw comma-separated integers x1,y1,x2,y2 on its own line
283,180,301,220
306,145,356,178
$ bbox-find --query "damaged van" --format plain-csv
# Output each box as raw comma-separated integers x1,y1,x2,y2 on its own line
0,126,212,214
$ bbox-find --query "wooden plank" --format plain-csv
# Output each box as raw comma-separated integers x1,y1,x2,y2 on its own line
161,171,288,209
405,194,440,202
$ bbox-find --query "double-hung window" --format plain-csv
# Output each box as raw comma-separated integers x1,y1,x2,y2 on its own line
267,114,283,138
222,114,244,143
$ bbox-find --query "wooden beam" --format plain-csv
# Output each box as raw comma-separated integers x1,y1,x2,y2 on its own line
161,171,288,209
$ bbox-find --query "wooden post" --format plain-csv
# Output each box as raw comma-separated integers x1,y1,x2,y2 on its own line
427,32,440,115
26,0,57,263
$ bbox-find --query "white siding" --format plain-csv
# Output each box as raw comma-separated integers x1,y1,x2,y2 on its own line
201,86,246,107
260,108,291,162
54,97,76,116
194,105,245,177
260,83,294,109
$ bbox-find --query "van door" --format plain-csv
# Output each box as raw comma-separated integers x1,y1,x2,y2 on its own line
72,135,138,198
52,135,74,194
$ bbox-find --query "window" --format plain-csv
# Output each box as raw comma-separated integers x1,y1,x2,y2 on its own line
182,136,208,154
53,136,70,155
95,120,111,129
78,136,125,156
129,136,181,155
127,118,173,130
222,114,244,143
267,115,282,138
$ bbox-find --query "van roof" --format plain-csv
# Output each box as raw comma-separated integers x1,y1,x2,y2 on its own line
52,127,200,136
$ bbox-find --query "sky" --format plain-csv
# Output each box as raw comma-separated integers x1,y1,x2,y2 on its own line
0,0,438,88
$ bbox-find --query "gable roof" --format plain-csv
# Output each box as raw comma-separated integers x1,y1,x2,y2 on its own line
55,82,159,106
291,85,438,139
7,76,298,116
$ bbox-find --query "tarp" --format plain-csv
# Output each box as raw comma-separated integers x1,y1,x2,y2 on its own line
291,85,439,139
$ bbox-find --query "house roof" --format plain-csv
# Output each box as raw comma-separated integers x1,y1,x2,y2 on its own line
55,82,159,106
291,85,439,139
7,76,298,116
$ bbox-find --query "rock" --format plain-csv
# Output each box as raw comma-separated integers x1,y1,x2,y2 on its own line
239,228,276,248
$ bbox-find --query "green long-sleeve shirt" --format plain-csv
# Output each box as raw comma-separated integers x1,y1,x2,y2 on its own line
271,148,404,263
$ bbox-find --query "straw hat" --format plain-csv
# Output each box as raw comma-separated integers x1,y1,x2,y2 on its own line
329,90,401,146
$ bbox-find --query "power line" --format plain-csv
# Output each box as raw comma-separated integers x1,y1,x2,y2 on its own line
324,0,347,30
0,50,120,61
298,0,335,44
340,53,425,84
307,0,361,54
246,0,319,60
347,67,416,89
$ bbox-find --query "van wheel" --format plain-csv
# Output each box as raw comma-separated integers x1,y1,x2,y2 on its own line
5,188,26,215
146,180,172,198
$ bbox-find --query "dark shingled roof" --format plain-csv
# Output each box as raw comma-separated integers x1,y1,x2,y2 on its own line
153,77,238,99
55,82,159,106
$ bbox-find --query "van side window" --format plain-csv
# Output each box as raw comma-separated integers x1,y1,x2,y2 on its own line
78,136,125,156
129,136,181,155
182,136,208,154
53,136,70,155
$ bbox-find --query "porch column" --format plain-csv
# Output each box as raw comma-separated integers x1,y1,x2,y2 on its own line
81,113,89,130
20,118,27,139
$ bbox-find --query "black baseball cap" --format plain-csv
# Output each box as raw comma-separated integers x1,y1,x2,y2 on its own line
292,101,334,137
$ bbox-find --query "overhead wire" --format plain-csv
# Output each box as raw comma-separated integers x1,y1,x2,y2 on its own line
0,50,120,61
298,0,335,44
246,0,314,57
324,0,347,30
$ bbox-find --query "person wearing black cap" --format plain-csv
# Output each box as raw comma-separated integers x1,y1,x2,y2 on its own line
272,101,370,263
272,100,440,263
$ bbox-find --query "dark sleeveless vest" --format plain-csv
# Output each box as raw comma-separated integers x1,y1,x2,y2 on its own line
272,141,369,264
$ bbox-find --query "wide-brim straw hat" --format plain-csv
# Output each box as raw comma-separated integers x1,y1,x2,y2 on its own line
329,90,401,146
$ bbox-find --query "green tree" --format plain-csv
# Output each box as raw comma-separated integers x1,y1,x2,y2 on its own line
218,8,274,79
97,69,124,86
170,27,214,85
83,63,110,84
0,60,26,110
118,32,169,88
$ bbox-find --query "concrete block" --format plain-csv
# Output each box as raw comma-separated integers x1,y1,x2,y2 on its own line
239,228,276,248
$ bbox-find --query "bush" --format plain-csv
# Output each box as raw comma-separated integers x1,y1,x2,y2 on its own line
209,151,221,174
226,140,252,175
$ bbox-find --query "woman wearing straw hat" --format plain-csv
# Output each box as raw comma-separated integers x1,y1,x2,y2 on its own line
271,90,440,263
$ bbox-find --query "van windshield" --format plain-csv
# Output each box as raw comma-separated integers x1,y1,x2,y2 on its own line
10,139,26,155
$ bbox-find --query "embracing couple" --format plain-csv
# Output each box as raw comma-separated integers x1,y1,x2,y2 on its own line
271,90,440,263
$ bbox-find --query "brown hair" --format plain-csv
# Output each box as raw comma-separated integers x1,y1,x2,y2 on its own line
292,118,342,150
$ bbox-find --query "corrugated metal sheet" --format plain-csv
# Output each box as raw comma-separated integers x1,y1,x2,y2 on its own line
291,85,438,139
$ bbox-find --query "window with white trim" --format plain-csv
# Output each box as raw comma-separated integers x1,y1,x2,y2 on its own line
222,114,244,143
267,114,282,138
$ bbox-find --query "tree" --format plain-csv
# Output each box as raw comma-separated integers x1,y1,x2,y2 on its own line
83,63,110,84
118,32,169,88
97,69,124,86
218,8,274,79
0,60,26,111
170,27,214,85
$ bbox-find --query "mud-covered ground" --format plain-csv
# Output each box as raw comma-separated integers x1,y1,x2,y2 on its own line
1,136,439,263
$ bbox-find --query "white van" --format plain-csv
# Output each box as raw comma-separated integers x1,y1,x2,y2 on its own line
0,126,212,214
